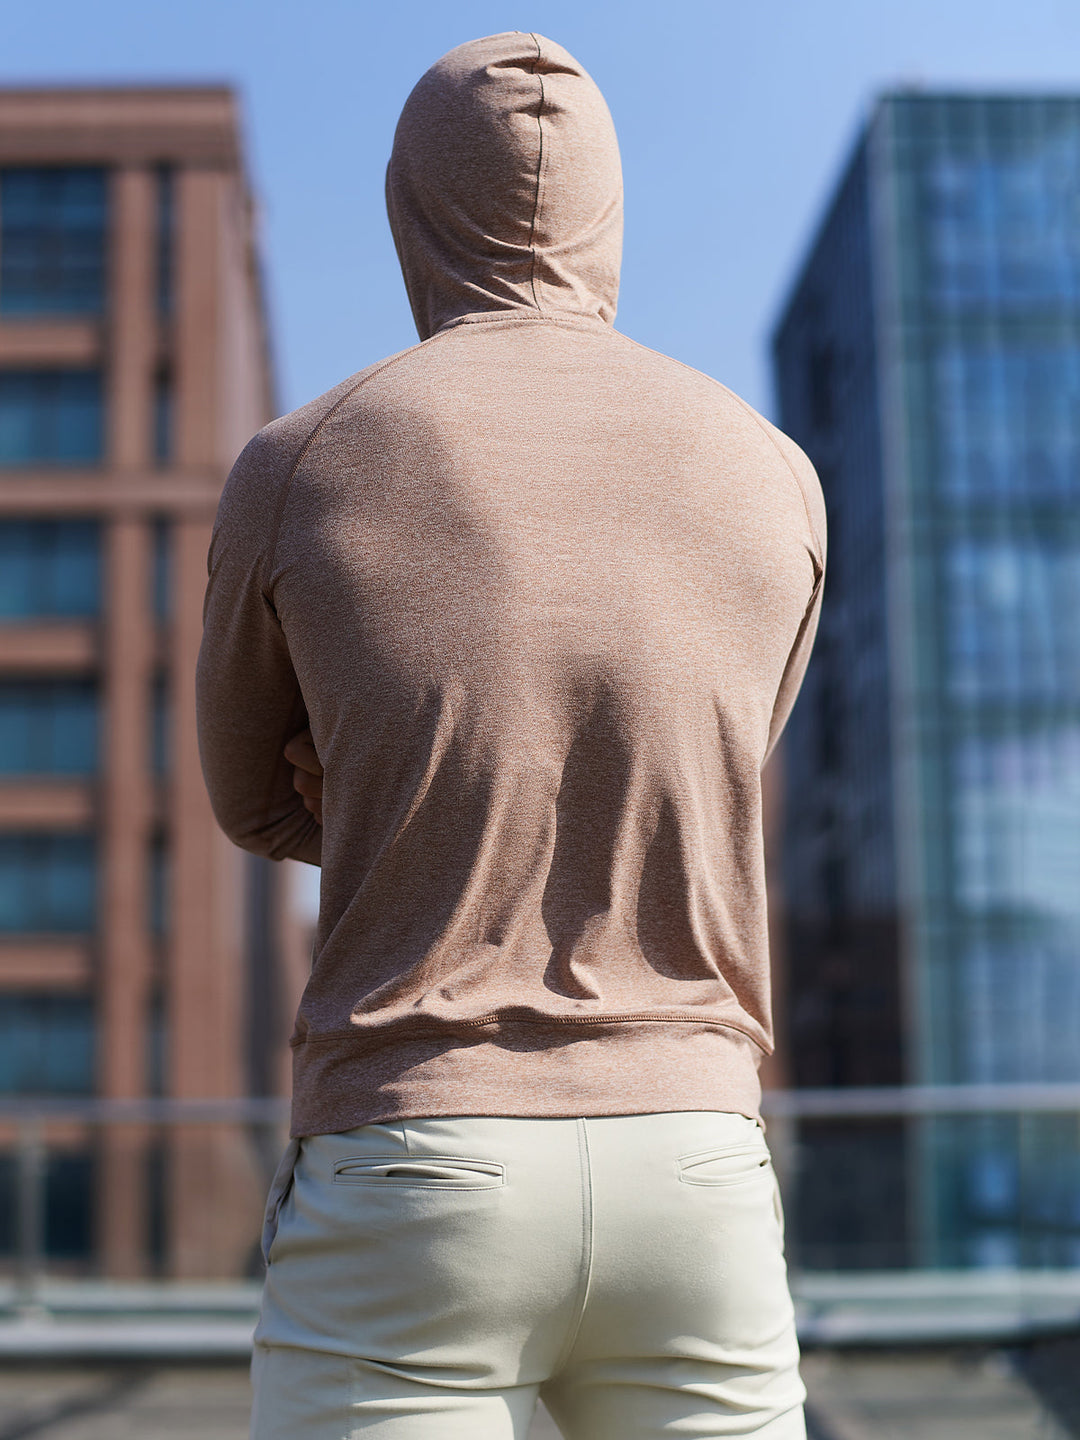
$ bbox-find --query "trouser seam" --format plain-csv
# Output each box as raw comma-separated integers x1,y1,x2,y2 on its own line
551,1117,594,1375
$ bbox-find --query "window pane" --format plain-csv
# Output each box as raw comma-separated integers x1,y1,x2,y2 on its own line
0,371,103,466
935,343,1080,503
43,836,98,930
0,833,96,931
0,167,106,316
927,123,1080,311
0,994,94,1094
150,672,169,775
0,680,98,774
153,370,172,465
148,832,168,937
0,1150,95,1257
946,538,1080,705
952,726,1080,924
151,517,170,620
960,935,1080,1083
0,519,101,617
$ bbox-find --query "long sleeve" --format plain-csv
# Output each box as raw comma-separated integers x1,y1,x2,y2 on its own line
763,572,824,765
760,421,828,766
196,427,323,866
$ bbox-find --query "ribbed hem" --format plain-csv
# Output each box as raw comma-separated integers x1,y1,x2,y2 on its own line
289,1021,764,1137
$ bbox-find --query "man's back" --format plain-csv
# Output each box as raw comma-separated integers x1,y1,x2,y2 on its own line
214,33,821,1437
196,32,824,1136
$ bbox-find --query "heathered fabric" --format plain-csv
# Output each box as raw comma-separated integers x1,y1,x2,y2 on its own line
195,32,826,1138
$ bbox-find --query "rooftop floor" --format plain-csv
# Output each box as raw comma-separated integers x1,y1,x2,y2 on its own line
0,1349,1075,1440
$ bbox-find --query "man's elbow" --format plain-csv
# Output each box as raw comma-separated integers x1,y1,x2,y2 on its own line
212,798,322,867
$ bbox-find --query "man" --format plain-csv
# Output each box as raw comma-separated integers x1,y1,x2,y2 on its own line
197,31,824,1440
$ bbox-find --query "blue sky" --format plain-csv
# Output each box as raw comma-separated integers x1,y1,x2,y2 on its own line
5,0,1080,417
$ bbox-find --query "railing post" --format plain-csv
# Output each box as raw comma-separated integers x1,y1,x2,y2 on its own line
14,1115,47,1314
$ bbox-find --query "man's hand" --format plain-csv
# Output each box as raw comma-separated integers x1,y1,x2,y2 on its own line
284,726,323,826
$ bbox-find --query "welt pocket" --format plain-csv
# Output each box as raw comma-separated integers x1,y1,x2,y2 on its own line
331,1155,505,1189
677,1144,772,1187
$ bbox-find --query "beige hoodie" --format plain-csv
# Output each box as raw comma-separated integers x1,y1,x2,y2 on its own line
196,32,825,1136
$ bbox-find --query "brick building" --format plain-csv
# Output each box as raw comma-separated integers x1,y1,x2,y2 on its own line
0,87,309,1277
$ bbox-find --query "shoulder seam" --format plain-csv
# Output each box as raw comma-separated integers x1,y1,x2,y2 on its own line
609,330,825,578
259,342,427,596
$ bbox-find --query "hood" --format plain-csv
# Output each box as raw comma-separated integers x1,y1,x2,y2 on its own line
386,31,623,341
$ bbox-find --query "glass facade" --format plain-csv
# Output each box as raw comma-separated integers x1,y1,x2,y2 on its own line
0,370,103,465
0,833,96,932
0,167,107,316
0,679,98,774
774,95,1080,1267
0,519,100,618
886,98,1080,1095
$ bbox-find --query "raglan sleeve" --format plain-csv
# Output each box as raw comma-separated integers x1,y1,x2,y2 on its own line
195,425,323,866
762,432,828,766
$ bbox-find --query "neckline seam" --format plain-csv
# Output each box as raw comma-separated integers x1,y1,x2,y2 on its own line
431,311,612,337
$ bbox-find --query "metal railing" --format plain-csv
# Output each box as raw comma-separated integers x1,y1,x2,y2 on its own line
1,1096,289,1312
1,1086,1078,1348
761,1083,1080,1117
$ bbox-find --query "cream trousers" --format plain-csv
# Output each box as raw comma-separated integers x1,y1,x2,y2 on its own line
250,1112,806,1438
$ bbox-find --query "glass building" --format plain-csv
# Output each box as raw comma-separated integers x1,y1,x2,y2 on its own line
773,95,1080,1267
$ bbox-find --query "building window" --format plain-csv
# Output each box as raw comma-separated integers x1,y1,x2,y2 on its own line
935,343,1080,504
0,994,94,1094
150,672,169,775
0,370,103,465
148,831,168,938
808,341,837,433
0,1149,95,1260
0,519,100,618
0,167,107,316
947,538,1080,706
952,726,1080,926
0,833,96,932
153,368,172,465
151,516,170,620
146,984,166,1097
0,679,97,774
927,127,1080,311
156,165,174,319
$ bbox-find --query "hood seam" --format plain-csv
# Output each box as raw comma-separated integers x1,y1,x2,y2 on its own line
526,32,547,317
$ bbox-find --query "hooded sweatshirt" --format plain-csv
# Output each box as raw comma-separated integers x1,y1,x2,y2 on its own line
196,32,825,1137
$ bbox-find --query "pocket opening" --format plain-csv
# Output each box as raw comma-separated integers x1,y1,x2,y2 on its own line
331,1155,505,1188
677,1143,773,1187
